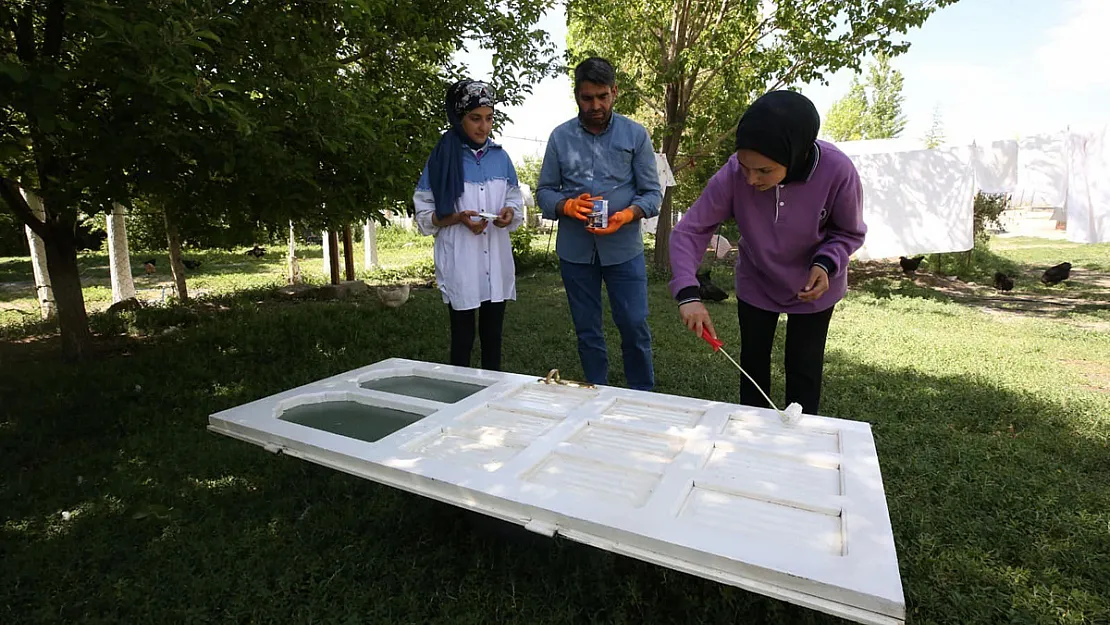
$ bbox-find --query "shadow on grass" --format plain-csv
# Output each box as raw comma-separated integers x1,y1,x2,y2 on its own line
0,250,288,310
2,282,1108,624
0,257,34,283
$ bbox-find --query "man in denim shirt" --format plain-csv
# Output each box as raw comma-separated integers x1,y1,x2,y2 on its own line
537,57,663,391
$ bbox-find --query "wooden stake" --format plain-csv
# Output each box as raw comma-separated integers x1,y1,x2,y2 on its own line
342,224,355,281
327,229,340,285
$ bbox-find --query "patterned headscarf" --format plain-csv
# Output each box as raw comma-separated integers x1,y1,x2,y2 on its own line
446,80,496,129
429,80,497,218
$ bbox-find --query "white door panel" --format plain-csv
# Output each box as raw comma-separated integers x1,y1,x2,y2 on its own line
209,358,904,625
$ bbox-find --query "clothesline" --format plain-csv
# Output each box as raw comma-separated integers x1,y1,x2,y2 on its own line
838,127,1109,255
501,134,548,144
508,128,1108,249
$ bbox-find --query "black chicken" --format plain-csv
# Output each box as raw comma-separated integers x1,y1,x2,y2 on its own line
899,256,925,274
993,271,1014,291
1040,262,1071,286
696,269,729,302
247,245,266,258
183,259,202,270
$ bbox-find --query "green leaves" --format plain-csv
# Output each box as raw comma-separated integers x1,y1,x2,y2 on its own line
923,104,945,148
862,54,908,139
824,78,869,142
0,61,30,83
1,0,556,352
1,0,555,239
566,0,959,269
195,30,221,43
566,0,958,207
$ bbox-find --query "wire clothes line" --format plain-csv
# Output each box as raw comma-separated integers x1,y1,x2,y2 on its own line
501,134,695,163
500,134,549,144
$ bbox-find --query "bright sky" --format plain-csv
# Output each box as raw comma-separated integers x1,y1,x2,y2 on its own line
457,0,1109,163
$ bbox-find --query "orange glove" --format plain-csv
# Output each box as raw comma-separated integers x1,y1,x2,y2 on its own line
562,193,600,221
588,208,635,235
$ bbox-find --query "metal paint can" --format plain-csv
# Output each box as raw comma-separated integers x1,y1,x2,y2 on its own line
589,199,609,229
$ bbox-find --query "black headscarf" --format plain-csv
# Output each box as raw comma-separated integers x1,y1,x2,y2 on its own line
734,90,821,185
428,80,497,219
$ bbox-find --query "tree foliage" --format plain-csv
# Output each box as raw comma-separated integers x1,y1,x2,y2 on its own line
823,54,906,142
0,208,27,255
923,104,946,148
515,154,543,191
823,79,869,142
566,0,959,269
1,0,556,358
863,54,906,139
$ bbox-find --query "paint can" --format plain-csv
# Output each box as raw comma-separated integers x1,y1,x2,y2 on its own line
589,199,609,229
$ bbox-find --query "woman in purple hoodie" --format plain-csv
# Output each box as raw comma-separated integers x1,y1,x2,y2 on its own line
669,90,866,415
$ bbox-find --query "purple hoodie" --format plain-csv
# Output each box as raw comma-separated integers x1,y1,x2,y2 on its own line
668,141,866,314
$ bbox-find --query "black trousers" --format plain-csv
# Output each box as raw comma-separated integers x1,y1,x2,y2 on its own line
736,299,835,415
448,300,506,371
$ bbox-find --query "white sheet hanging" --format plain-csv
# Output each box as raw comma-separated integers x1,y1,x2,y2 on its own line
939,140,1018,195
831,138,923,155
1065,125,1110,244
640,154,678,237
841,145,976,260
1013,133,1068,208
655,153,677,188
969,140,1019,194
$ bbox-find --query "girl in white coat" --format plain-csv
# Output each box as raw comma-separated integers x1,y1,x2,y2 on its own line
413,80,524,371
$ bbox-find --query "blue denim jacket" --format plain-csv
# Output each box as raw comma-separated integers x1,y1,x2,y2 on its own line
537,113,663,266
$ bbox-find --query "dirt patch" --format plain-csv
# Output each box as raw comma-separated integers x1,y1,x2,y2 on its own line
1073,268,1110,289
850,260,1110,328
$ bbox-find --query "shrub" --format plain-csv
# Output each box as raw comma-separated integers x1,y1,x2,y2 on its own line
973,192,1009,244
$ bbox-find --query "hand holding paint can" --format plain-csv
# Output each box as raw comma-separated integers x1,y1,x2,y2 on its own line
588,199,609,230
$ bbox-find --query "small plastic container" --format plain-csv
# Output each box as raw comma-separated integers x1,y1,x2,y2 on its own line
589,199,609,229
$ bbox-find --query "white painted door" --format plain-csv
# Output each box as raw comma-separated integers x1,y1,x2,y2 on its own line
209,358,904,625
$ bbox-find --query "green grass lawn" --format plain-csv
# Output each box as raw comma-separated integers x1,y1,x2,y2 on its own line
2,237,1109,624
0,226,439,328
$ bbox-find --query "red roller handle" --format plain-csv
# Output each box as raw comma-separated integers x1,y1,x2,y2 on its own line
701,327,723,352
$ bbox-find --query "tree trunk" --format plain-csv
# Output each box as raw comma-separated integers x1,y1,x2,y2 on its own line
9,186,88,358
20,190,56,319
363,218,378,270
653,186,677,270
652,127,684,272
42,226,90,360
9,134,90,357
322,229,330,276
107,203,137,302
327,229,340,285
163,210,189,302
342,223,355,281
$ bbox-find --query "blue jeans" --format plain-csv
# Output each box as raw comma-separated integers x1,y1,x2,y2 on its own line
559,254,654,391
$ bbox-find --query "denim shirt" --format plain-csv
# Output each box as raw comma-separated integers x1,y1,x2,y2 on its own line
537,113,663,266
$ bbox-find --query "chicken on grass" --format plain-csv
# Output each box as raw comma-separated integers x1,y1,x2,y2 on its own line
1041,262,1071,286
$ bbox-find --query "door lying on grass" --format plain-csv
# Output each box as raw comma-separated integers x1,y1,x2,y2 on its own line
209,358,905,625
